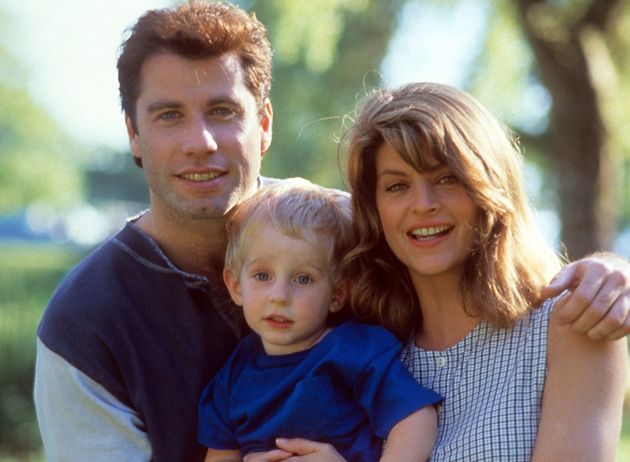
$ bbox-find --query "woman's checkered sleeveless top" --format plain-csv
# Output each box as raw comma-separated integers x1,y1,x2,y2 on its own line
401,298,554,461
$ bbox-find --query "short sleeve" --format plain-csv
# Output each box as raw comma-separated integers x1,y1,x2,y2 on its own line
341,324,442,438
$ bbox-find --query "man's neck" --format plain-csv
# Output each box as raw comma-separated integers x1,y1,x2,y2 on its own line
135,209,227,281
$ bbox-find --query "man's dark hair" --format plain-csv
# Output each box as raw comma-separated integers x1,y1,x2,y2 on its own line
117,0,273,133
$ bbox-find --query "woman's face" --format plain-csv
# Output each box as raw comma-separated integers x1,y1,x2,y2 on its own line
374,143,479,282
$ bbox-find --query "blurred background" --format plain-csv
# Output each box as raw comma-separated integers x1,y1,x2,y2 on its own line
1,0,629,459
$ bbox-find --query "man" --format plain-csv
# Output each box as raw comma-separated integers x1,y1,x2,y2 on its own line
34,2,630,461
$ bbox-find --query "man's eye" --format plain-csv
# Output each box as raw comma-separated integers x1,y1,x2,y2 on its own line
210,107,235,118
254,272,270,282
159,111,180,121
295,275,312,285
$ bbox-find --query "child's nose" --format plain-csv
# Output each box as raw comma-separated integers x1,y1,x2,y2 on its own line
268,281,289,305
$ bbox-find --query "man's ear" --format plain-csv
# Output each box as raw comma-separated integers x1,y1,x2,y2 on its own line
125,114,143,167
223,268,244,306
259,99,273,156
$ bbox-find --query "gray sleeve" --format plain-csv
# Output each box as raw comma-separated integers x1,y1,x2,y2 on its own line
34,338,152,461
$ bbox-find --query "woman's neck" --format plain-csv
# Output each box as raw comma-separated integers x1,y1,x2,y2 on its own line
412,272,481,350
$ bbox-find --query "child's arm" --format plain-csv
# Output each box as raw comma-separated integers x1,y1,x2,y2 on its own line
204,448,241,462
379,405,437,462
531,313,627,461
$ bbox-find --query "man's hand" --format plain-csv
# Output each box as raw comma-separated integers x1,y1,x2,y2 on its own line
541,253,630,340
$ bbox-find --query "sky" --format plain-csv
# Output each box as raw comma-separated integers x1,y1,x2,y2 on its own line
2,0,485,151
3,0,172,150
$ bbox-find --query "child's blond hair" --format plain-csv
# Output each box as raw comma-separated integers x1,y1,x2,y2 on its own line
225,178,354,292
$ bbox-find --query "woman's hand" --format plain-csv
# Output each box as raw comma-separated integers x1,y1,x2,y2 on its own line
244,438,347,462
243,448,293,462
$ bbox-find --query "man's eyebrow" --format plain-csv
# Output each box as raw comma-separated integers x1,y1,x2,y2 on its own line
146,100,182,113
205,96,242,107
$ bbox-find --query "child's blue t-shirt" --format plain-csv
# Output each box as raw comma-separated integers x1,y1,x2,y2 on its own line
198,320,441,461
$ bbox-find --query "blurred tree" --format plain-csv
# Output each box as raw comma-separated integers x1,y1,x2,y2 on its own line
468,0,630,258
244,0,405,188
515,0,627,258
0,45,84,214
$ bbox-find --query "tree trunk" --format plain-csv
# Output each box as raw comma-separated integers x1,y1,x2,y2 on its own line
515,0,621,258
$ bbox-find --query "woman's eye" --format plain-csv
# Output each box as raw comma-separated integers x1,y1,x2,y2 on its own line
437,174,459,185
253,272,270,282
385,182,408,192
295,275,312,285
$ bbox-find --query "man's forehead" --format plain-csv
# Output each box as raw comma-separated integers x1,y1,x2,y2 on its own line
136,52,251,104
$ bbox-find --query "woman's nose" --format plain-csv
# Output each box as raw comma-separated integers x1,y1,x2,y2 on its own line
410,183,440,214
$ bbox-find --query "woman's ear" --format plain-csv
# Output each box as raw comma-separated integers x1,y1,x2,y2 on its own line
223,268,244,306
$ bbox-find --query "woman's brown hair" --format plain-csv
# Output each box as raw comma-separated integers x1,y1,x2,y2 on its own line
343,82,563,340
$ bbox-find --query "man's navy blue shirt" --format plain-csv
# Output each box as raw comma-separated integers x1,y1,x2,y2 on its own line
38,221,245,462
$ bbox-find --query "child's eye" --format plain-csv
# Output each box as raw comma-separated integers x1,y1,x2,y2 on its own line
253,272,271,282
295,275,312,285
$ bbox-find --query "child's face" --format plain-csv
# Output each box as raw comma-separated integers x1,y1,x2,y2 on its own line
224,222,343,355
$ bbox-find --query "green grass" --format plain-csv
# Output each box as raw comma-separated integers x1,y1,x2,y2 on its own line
0,241,629,460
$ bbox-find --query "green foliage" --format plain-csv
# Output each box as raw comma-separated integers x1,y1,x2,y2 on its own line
467,0,539,132
83,147,149,206
0,83,84,214
270,0,368,72
246,0,405,189
0,244,84,458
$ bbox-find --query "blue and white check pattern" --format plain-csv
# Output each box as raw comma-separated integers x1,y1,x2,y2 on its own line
401,299,554,461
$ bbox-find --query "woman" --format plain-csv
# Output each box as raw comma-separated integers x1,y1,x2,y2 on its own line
342,82,626,461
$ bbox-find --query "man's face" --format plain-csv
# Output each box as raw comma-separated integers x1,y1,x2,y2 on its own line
126,51,272,222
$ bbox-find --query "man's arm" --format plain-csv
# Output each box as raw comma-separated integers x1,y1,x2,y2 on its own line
542,252,630,339
34,339,151,461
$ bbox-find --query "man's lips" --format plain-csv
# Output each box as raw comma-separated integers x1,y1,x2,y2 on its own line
178,171,223,182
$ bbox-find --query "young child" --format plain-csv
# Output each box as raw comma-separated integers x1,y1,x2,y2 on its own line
197,178,441,462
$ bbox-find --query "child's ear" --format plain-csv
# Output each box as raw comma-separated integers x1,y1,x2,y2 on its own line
223,268,244,306
329,285,348,313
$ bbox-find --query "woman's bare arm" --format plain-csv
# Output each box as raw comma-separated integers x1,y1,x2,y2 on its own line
532,310,627,461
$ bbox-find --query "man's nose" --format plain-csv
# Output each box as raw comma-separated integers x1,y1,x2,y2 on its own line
182,117,218,155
